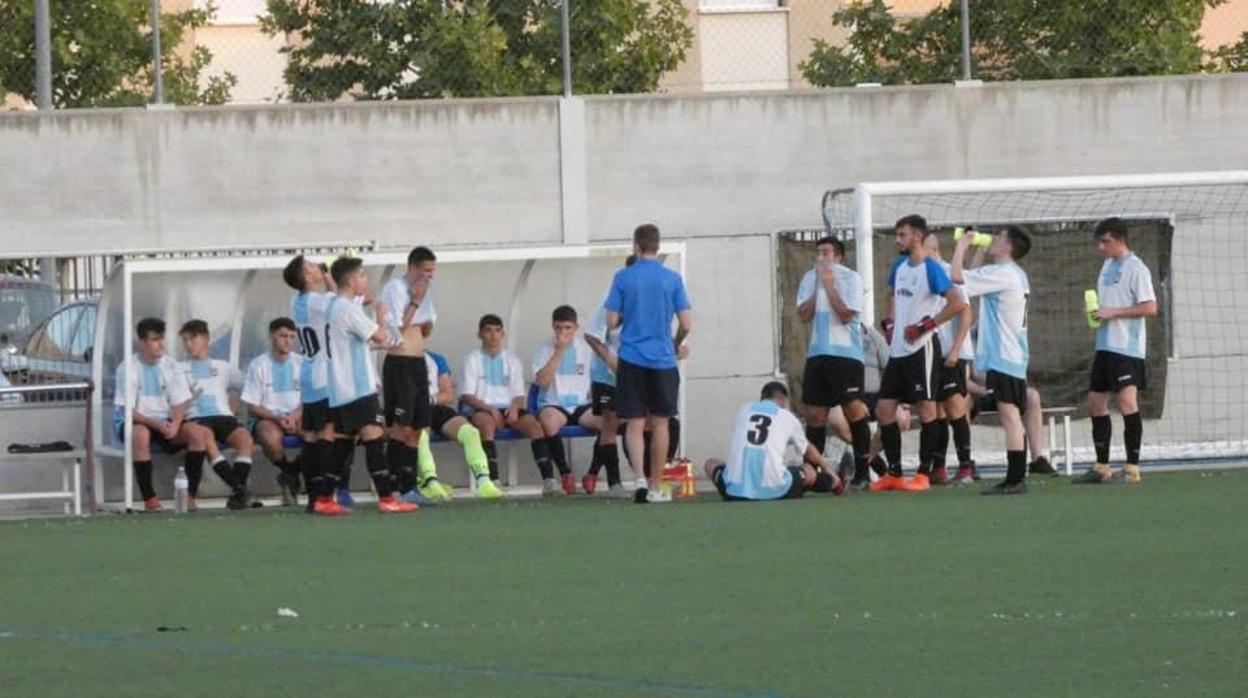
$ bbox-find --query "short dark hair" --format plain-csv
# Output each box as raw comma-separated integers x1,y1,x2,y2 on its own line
634,224,660,254
1094,217,1129,242
331,256,364,287
478,314,504,332
625,255,637,268
895,214,928,236
135,317,165,340
179,319,209,337
551,305,578,324
760,381,789,401
408,246,436,267
1005,226,1032,261
282,255,307,292
816,236,845,258
269,317,296,334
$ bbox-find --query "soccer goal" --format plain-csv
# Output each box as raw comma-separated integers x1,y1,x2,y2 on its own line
821,170,1248,467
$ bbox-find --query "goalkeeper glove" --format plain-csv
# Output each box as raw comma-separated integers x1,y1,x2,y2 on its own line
904,316,938,343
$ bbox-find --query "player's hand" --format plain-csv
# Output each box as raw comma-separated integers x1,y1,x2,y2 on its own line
954,228,975,253
281,416,299,433
817,264,836,284
944,353,959,368
677,343,690,360
1093,307,1117,321
881,318,895,344
160,421,179,440
493,408,507,426
904,316,938,343
555,332,573,349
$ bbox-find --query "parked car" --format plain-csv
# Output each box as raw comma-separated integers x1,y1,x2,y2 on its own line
0,275,57,376
21,299,98,386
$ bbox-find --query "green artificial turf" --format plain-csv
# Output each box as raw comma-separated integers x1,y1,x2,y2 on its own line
1,471,1246,698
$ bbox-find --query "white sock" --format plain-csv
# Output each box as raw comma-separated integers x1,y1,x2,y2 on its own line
635,477,647,490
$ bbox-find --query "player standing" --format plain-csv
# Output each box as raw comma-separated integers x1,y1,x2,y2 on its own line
923,234,976,485
1074,218,1158,485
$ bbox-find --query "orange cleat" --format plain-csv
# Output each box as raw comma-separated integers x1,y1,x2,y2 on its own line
869,474,907,492
377,494,419,514
581,474,598,496
313,496,350,516
904,473,931,492
142,496,163,513
561,473,576,496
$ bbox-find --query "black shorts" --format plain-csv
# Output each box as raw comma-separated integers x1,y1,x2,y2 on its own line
383,355,431,429
878,338,940,404
430,404,460,434
936,359,970,401
616,360,679,419
301,399,331,432
802,355,866,408
861,393,880,420
117,423,183,455
591,382,617,416
711,465,806,501
332,394,385,434
193,415,246,443
1089,350,1148,393
539,404,593,426
984,370,1028,412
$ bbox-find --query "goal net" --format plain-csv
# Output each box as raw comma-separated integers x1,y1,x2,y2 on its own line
818,171,1248,467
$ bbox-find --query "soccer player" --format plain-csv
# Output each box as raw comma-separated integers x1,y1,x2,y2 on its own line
411,349,503,498
872,215,968,492
967,372,1053,477
828,324,910,478
795,236,874,491
325,256,418,514
923,233,976,485
1075,217,1158,485
532,305,602,496
284,254,346,516
460,314,547,490
241,317,305,507
113,317,212,512
376,246,451,502
605,223,693,504
704,382,842,501
582,257,631,498
951,225,1033,494
177,320,257,510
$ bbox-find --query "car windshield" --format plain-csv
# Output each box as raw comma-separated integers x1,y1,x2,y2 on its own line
0,286,57,340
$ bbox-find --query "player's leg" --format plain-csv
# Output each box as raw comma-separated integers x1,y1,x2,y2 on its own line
256,419,300,506
130,424,160,510
872,353,910,491
1078,350,1117,483
358,414,417,513
175,422,211,507
982,401,1028,495
588,401,622,495
842,398,873,490
647,415,671,494
440,411,500,498
1116,384,1142,483
534,406,570,495
615,360,651,500
224,423,256,508
471,409,503,483
905,341,942,491
1024,388,1056,475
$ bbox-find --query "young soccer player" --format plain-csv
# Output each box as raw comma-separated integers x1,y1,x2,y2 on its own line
460,315,548,491
605,224,693,504
923,233,976,485
967,371,1053,476
178,320,257,510
704,381,843,501
325,256,418,514
795,236,874,491
582,257,632,498
241,317,305,507
532,305,602,496
1074,218,1158,485
113,318,213,512
872,215,968,492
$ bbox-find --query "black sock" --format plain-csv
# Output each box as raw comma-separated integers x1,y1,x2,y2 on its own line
918,421,940,475
880,422,902,477
363,438,393,497
333,439,355,490
1006,449,1027,484
531,438,554,480
603,443,621,486
642,432,653,479
299,442,325,505
388,439,417,493
232,459,252,492
951,415,973,465
320,442,342,497
805,425,827,458
548,436,570,476
1123,412,1142,464
667,418,680,461
932,418,949,468
185,451,205,497
588,440,606,476
849,418,872,480
483,440,499,481
211,457,236,490
134,459,156,500
1092,415,1112,464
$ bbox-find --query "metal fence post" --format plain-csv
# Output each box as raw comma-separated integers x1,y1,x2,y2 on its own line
561,0,572,97
148,0,165,103
34,0,52,109
959,0,973,81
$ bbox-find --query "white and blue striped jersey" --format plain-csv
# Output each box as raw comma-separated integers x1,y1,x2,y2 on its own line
936,260,975,362
1095,253,1156,359
113,355,193,431
291,291,332,404
179,358,243,419
531,338,593,410
721,400,808,500
460,348,526,409
584,302,620,387
962,261,1031,380
796,264,865,362
378,276,437,338
325,295,380,407
241,352,303,416
888,256,955,357
424,351,452,406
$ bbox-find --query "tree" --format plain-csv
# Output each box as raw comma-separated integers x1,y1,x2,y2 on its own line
261,0,693,101
801,0,1242,88
0,0,235,109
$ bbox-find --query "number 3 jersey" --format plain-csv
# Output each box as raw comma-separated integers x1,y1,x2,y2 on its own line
721,400,809,500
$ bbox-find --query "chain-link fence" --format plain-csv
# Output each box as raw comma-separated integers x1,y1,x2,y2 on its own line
1,1,1246,105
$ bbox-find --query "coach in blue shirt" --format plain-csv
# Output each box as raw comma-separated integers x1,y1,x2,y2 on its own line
606,223,693,504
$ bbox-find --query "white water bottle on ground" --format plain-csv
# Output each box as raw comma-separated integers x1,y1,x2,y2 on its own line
174,467,189,513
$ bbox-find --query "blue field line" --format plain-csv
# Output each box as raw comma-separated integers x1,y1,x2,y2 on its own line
0,627,786,698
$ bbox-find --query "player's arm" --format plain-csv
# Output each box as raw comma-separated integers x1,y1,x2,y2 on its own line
245,401,282,422
950,232,974,285
674,309,692,352
796,272,816,323
534,345,564,388
1096,300,1158,320
584,334,619,373
931,288,967,326
436,372,455,407
819,269,857,324
945,300,973,364
802,444,832,471
460,392,496,414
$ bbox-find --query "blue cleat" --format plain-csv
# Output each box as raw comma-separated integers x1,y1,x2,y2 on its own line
336,488,355,509
401,489,438,507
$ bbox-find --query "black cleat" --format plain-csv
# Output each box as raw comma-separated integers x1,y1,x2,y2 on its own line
1072,467,1112,485
868,456,887,478
226,489,246,510
849,476,872,492
1029,456,1058,476
982,479,1027,496
633,487,649,504
276,472,300,507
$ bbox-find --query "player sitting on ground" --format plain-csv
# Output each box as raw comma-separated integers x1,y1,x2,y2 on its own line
325,256,417,514
460,314,546,489
704,381,843,501
241,317,305,507
532,305,602,496
967,371,1054,478
177,320,257,510
924,232,977,486
114,317,213,512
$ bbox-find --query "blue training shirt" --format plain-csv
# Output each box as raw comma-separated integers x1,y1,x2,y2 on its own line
604,258,691,370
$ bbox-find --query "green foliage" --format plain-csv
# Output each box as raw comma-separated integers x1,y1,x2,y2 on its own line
261,0,693,100
802,0,1242,87
0,0,235,108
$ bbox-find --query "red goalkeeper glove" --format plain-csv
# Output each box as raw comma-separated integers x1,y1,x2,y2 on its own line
904,316,938,343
